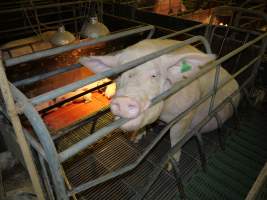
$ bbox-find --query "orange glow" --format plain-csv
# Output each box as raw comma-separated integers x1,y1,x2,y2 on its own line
43,92,110,131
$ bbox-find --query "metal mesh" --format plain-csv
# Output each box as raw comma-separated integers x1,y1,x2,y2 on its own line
55,107,229,200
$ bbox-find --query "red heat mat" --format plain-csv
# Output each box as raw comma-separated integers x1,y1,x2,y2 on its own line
43,92,110,131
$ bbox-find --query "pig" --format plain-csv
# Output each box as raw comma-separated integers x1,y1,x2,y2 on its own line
79,39,240,165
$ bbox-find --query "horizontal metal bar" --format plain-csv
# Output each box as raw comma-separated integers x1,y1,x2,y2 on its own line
0,16,84,35
52,106,110,140
4,25,154,67
0,1,89,14
13,50,122,88
69,52,261,195
13,63,82,87
39,81,112,115
159,24,206,39
31,36,210,106
59,32,267,162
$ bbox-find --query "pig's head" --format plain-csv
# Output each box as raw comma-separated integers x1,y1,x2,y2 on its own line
79,40,215,131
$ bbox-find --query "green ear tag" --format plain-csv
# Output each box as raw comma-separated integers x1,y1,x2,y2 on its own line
180,60,192,73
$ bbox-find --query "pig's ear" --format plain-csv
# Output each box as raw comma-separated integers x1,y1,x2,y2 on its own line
79,55,119,73
164,53,216,84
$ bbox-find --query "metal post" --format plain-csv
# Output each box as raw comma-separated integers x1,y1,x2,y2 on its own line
0,56,45,200
0,169,5,199
214,113,225,150
169,157,186,200
38,155,55,200
195,134,207,172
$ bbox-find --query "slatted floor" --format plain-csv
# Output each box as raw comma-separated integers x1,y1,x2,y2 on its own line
177,108,267,200
59,105,267,200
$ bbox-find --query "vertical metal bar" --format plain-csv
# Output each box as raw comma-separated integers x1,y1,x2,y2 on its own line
0,57,45,200
231,32,250,73
38,155,55,200
146,27,155,39
169,157,186,200
214,113,225,150
0,169,5,199
73,6,78,37
195,134,207,172
208,64,221,114
90,118,98,134
227,96,240,130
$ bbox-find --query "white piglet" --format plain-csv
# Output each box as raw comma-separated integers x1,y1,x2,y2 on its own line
79,39,240,164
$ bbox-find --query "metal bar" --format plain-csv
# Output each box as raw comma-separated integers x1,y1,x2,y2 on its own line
159,24,206,39
0,1,90,14
67,36,264,195
25,131,47,159
214,113,225,150
52,106,110,140
57,36,211,161
4,25,154,66
0,169,5,199
169,157,186,200
13,63,82,87
245,162,267,200
13,50,121,88
0,104,47,160
59,33,266,162
0,16,85,35
195,134,207,172
10,85,68,200
31,36,211,106
39,81,112,115
38,155,55,200
0,58,45,200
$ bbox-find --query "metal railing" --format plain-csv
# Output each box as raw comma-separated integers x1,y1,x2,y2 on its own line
0,6,267,200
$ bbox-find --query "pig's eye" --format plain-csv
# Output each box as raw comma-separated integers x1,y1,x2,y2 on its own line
151,73,160,78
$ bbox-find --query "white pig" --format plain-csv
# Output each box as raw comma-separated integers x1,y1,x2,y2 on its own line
79,39,240,164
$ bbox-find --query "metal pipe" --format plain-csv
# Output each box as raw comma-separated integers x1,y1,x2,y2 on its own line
39,81,112,115
69,54,259,194
159,24,206,39
0,1,89,14
0,16,84,34
0,104,47,160
52,106,110,140
38,155,55,200
10,84,68,200
4,25,154,67
0,58,46,200
13,63,82,87
31,36,211,106
59,32,266,163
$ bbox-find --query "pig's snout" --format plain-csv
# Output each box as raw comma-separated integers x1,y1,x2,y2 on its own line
111,97,140,118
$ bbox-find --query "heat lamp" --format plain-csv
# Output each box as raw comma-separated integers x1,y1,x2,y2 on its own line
80,16,110,39
50,25,75,46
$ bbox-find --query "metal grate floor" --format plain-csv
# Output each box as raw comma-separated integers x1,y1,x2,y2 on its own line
59,106,267,200
177,108,267,200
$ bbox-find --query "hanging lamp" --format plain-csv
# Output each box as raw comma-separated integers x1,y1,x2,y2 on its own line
80,16,110,39
50,25,75,46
